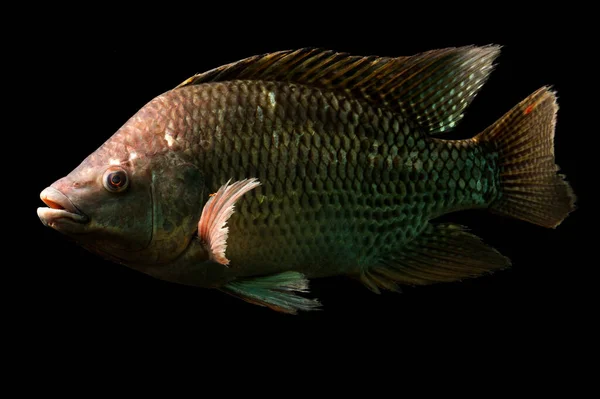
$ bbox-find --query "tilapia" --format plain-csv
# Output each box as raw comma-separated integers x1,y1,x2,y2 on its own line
37,46,576,314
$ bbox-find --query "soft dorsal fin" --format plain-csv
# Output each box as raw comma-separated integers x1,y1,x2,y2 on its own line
176,46,500,134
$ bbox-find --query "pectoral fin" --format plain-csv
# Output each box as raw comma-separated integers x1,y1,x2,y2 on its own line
198,178,260,266
221,272,322,314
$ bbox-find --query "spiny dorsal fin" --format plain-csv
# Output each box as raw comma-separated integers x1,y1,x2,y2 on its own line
176,46,501,135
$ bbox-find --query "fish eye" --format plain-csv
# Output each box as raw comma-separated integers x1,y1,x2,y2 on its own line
103,166,129,193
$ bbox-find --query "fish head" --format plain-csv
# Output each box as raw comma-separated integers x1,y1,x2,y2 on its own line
37,139,155,264
38,136,206,269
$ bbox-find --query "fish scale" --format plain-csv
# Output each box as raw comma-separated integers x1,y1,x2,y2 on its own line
149,80,499,278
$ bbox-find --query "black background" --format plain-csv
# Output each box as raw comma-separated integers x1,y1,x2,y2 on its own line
16,7,593,371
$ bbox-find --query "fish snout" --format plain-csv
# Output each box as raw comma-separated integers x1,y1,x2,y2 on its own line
38,186,89,231
40,187,80,214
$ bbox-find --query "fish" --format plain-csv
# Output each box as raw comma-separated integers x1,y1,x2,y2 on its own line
38,46,576,314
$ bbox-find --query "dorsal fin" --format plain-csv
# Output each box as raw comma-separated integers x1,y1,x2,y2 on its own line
176,46,501,134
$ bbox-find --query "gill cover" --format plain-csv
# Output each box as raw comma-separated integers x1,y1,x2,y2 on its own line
147,154,206,264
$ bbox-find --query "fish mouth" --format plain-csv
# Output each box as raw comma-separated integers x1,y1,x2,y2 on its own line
37,187,89,233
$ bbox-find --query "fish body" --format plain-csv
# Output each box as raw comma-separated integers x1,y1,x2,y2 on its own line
38,46,576,313
145,80,497,278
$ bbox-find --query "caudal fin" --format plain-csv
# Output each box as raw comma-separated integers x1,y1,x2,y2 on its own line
479,87,576,228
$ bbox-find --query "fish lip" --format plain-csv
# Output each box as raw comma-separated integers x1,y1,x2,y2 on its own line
38,187,89,230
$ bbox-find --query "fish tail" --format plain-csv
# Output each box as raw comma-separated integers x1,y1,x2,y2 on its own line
478,87,576,228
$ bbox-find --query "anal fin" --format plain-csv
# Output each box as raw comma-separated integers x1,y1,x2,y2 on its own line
362,223,511,291
221,272,322,314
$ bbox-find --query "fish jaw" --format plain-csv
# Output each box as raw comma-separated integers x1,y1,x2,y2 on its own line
38,187,89,234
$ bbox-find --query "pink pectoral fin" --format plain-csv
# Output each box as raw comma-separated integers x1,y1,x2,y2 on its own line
198,178,261,266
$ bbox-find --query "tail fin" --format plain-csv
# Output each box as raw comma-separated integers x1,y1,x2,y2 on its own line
479,87,576,228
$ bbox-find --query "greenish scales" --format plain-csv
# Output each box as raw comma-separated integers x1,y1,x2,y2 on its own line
38,46,576,314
